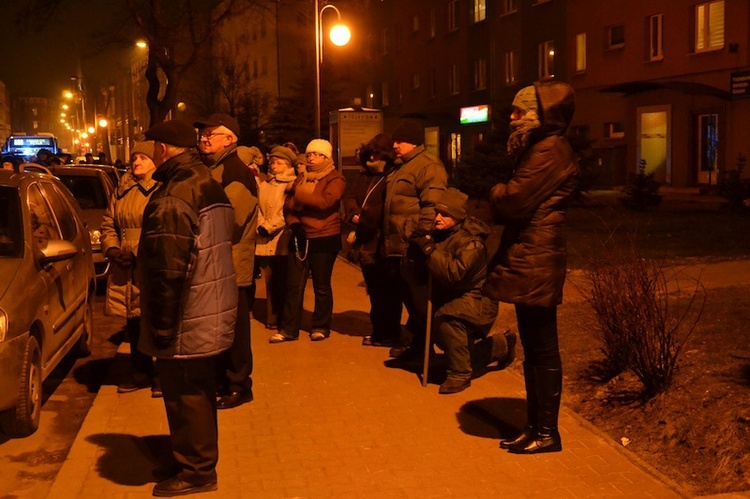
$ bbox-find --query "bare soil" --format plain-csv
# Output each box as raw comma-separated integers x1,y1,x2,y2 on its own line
555,282,750,496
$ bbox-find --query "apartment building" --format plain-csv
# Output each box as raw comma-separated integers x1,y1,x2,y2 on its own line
568,0,750,188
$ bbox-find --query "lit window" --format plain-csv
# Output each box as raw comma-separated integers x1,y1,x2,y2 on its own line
604,121,625,139
474,58,487,90
697,114,719,172
448,0,459,31
505,51,518,85
695,1,724,52
538,40,555,79
608,24,625,49
473,0,486,23
575,33,586,72
648,14,664,61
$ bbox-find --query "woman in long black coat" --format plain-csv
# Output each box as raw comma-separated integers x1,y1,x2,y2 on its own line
485,81,579,454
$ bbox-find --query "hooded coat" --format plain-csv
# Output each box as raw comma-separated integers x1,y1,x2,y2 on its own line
428,216,498,328
484,81,579,307
100,170,159,318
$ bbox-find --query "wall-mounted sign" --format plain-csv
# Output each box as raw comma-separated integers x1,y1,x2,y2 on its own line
460,104,489,124
730,70,750,98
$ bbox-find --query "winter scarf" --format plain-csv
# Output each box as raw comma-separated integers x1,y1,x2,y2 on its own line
507,110,541,161
296,158,335,196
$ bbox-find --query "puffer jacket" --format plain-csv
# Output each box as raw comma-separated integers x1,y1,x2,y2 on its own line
255,171,296,257
205,144,258,287
383,145,447,257
427,216,498,328
484,81,580,307
100,170,159,318
137,151,238,360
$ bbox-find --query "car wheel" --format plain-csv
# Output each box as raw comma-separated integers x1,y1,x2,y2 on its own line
0,336,42,437
75,299,94,357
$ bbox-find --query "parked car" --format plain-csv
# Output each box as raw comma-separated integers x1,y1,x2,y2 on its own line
49,166,116,280
0,170,95,437
75,163,121,187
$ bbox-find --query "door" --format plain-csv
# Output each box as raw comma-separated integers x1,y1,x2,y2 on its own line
637,105,671,184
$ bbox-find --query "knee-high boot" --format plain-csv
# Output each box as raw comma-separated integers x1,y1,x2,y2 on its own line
508,367,562,454
500,362,537,449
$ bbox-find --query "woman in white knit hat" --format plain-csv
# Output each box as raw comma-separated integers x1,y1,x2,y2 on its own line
270,139,346,343
100,141,161,396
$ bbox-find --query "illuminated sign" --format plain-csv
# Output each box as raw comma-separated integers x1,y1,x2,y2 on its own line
460,105,489,124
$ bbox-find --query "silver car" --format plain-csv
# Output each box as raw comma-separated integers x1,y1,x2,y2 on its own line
0,170,95,437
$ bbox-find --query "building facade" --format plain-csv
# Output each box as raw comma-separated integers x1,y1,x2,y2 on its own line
568,0,750,189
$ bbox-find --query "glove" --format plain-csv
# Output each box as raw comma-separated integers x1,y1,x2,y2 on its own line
413,234,436,256
257,225,270,238
105,247,122,263
289,222,306,249
118,250,135,269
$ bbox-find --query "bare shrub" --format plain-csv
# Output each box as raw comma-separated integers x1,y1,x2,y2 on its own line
584,244,706,398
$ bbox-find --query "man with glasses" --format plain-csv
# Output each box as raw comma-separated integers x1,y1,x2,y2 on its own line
194,113,258,410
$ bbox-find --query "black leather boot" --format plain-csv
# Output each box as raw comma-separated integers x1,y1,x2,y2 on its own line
507,367,563,454
500,363,537,449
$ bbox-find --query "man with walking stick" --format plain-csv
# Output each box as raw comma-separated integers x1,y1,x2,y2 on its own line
412,188,516,393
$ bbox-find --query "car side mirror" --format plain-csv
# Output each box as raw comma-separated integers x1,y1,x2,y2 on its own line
39,239,78,264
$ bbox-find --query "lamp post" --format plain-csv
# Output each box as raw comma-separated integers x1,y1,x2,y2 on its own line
314,0,351,137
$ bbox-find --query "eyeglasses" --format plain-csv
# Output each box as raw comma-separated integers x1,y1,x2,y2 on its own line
199,132,228,140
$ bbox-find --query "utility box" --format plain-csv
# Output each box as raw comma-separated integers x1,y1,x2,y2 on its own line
329,108,383,170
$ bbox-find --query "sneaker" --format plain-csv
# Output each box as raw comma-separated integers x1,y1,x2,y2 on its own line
439,376,472,394
310,331,328,341
117,377,151,394
269,333,296,343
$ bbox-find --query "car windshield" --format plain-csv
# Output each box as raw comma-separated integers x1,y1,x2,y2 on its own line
0,186,23,258
57,175,108,210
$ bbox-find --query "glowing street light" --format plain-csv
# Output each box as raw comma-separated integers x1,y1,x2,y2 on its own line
98,117,108,128
136,39,148,49
315,1,350,137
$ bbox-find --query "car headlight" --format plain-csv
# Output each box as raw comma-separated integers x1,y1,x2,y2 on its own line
0,309,7,342
90,229,101,245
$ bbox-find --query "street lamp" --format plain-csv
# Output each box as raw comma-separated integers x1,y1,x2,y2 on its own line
315,1,350,137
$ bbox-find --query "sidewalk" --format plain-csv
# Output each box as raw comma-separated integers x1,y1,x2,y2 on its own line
49,256,689,498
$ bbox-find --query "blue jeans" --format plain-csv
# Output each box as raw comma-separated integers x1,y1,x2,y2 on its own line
280,250,338,339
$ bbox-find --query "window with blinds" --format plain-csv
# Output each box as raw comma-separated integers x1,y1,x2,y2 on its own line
695,0,724,52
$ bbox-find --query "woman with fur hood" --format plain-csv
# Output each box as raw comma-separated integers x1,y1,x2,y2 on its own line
485,81,579,454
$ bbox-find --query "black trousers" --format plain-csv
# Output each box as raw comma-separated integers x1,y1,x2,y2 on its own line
127,317,153,381
361,257,403,343
280,250,337,338
258,255,287,328
219,286,253,393
156,356,219,485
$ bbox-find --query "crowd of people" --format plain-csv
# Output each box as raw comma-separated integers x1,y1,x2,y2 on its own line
95,80,579,496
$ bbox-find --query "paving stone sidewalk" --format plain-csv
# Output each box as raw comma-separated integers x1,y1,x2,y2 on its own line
48,256,695,498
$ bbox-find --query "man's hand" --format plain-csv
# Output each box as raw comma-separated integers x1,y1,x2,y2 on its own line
106,247,134,269
413,234,436,256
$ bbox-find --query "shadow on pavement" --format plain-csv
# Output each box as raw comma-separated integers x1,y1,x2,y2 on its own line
332,309,371,338
86,433,172,486
457,397,527,440
73,357,118,392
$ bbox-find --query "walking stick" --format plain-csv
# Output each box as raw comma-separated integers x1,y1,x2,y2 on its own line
422,272,433,387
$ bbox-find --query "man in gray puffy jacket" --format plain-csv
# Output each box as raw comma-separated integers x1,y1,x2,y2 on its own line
138,120,238,496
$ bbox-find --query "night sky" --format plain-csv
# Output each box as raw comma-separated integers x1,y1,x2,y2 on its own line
0,1,125,98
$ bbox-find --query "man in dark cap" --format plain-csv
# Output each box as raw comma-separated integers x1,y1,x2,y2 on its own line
384,118,448,361
137,119,238,496
412,187,516,394
194,112,258,410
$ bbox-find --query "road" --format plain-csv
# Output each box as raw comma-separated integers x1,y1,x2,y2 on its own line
0,294,122,499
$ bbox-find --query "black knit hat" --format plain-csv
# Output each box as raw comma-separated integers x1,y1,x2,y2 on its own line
392,119,425,146
144,120,197,147
435,188,468,220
